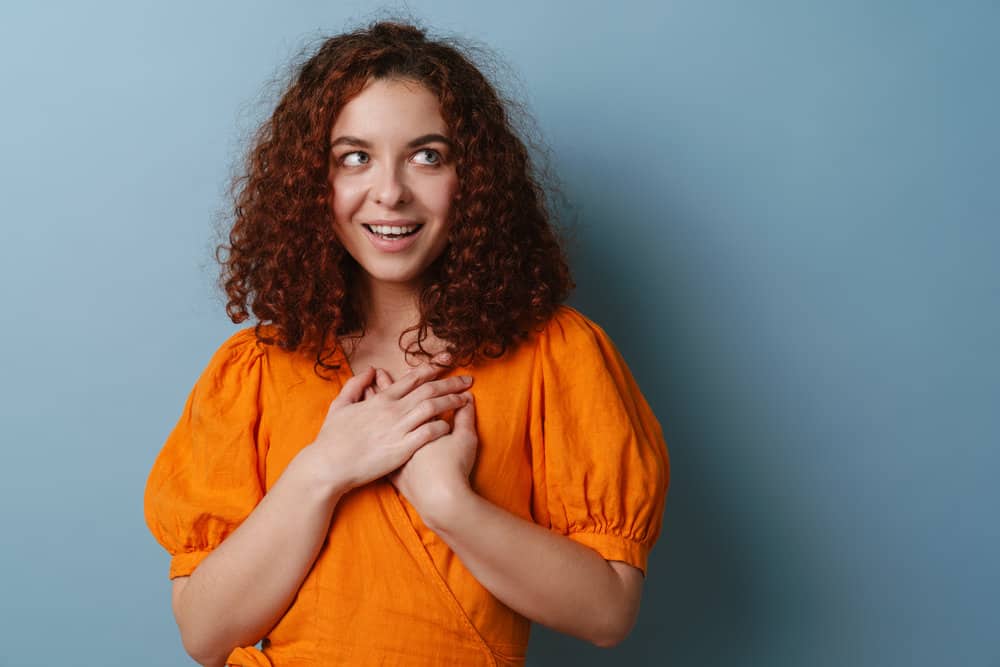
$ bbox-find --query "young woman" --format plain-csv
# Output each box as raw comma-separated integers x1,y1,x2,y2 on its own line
145,20,669,667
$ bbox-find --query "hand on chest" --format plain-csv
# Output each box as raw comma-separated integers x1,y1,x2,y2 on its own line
343,334,450,383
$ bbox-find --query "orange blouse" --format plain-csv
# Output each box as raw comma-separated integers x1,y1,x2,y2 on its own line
144,305,669,666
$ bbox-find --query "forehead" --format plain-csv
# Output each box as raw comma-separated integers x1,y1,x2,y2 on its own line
330,78,447,137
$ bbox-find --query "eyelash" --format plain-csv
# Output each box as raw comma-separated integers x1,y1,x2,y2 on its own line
339,148,443,167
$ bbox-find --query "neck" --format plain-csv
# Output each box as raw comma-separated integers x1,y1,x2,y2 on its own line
358,275,423,340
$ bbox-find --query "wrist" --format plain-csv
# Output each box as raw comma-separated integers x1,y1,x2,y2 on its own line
288,444,354,506
421,481,476,533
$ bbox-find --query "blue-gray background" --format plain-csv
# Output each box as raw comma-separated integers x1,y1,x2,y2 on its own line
1,1,996,665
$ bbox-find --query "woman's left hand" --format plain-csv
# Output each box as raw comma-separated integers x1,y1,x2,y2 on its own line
366,368,479,520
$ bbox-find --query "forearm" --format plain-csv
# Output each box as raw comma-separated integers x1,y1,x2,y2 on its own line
174,446,347,666
424,488,629,648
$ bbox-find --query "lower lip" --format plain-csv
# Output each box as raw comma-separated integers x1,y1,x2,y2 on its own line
363,225,424,253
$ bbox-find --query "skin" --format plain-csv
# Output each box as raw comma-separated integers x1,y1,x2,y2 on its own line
327,77,459,339
170,77,643,666
336,81,645,644
366,368,645,649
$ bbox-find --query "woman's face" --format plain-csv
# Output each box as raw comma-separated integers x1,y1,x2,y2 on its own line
328,78,459,291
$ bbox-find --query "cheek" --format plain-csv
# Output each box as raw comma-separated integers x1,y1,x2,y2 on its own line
429,173,459,216
330,179,364,223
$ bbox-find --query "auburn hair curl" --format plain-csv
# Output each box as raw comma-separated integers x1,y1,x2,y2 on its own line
217,20,574,379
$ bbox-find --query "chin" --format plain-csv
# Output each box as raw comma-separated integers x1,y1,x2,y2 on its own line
363,265,429,286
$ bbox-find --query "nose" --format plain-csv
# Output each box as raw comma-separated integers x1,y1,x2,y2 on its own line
371,163,410,207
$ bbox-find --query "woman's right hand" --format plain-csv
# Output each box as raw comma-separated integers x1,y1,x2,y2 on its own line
300,355,473,493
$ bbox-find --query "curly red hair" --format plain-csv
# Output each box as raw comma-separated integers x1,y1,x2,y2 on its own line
217,20,574,378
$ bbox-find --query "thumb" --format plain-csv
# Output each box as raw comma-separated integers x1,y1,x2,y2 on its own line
333,366,376,405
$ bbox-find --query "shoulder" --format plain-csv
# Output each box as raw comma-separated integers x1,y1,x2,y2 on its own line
537,304,614,354
197,324,281,384
206,325,267,364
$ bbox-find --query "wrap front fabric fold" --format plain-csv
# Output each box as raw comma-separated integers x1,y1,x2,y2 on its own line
145,305,669,665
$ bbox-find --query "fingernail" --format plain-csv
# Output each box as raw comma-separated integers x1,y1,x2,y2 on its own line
460,375,472,384
437,352,452,362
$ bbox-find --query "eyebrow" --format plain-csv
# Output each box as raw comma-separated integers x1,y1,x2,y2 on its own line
330,133,454,150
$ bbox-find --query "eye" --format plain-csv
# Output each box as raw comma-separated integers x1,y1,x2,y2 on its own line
340,151,370,167
412,148,442,165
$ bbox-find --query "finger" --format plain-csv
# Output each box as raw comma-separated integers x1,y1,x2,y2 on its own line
381,360,448,400
400,375,473,410
453,392,476,431
364,385,375,400
402,419,451,452
375,367,393,391
399,392,469,433
331,366,376,406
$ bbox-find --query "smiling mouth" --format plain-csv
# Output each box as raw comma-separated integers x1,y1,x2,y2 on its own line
363,224,424,239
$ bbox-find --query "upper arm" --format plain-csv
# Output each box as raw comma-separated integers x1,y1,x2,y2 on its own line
171,576,189,623
171,575,231,667
607,560,644,645
144,328,267,581
528,307,670,576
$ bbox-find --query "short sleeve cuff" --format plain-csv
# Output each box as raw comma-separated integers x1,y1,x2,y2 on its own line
169,550,214,579
225,646,273,666
567,532,649,576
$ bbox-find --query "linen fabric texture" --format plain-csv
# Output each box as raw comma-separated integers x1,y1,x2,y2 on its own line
144,305,670,666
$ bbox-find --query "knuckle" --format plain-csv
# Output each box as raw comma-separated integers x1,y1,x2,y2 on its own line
412,384,434,401
432,378,456,395
413,422,436,441
415,400,436,420
424,380,444,396
399,371,421,390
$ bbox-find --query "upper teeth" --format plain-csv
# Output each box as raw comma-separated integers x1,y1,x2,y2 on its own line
368,224,418,234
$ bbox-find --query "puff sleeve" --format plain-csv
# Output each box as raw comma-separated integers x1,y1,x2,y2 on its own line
528,307,670,576
144,328,267,580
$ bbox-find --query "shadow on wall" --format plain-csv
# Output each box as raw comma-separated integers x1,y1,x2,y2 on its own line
526,184,765,666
